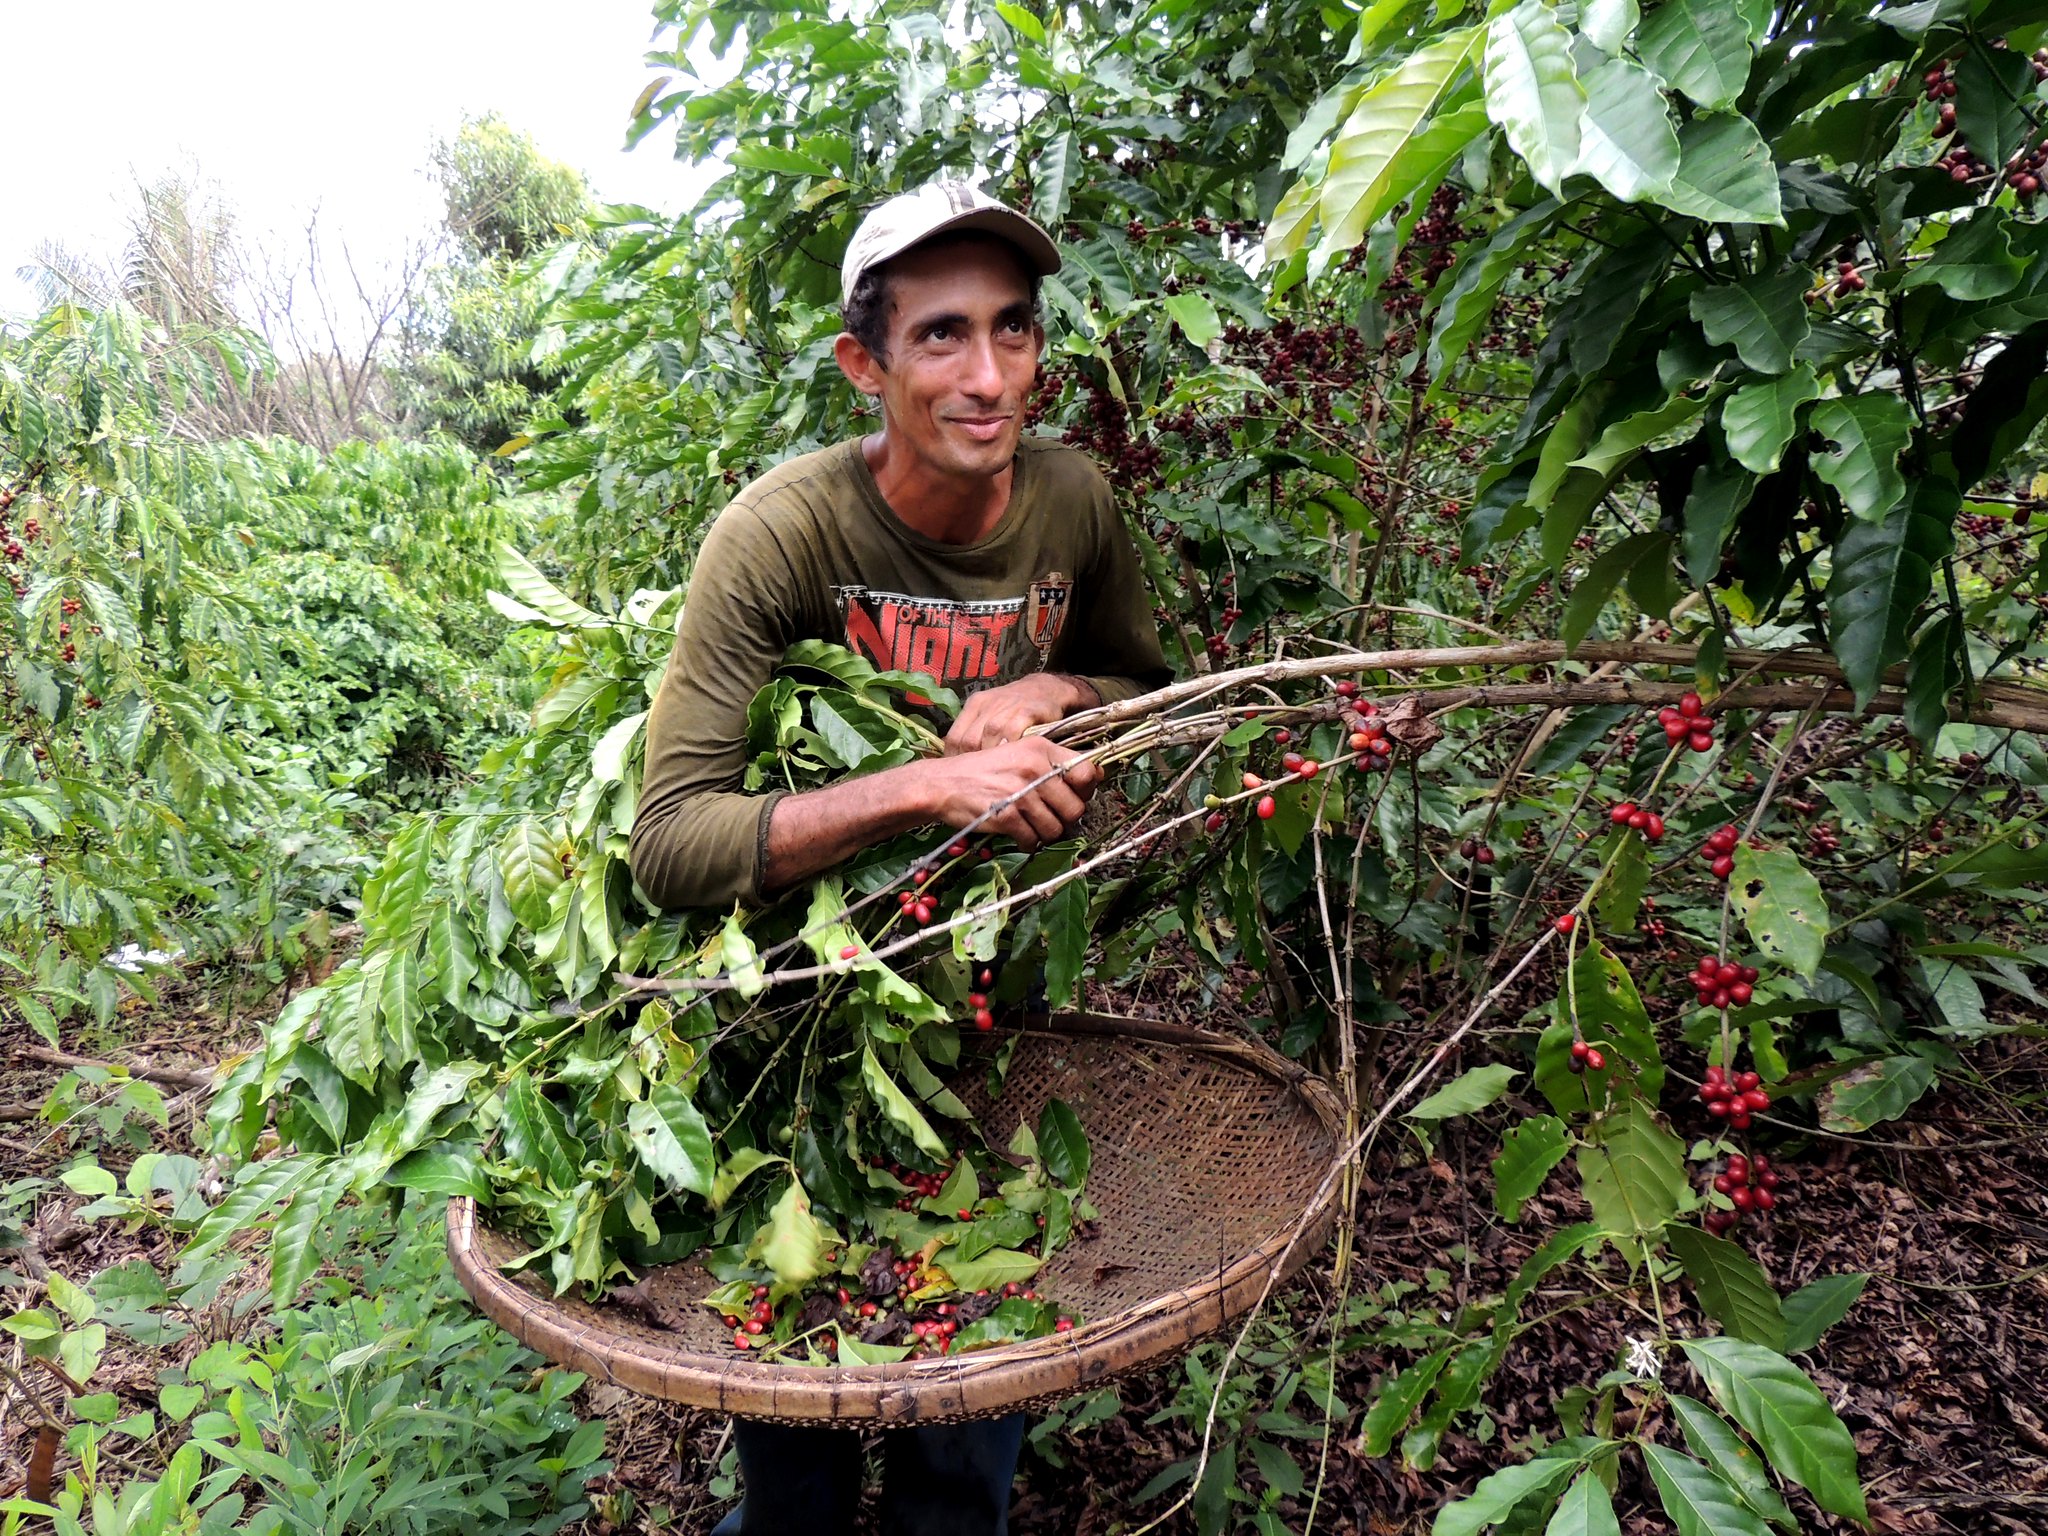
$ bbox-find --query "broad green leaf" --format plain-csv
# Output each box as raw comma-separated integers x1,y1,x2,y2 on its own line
1431,1452,1578,1536
1899,211,2024,301
709,1146,780,1212
1360,1349,1454,1456
498,820,565,930
1041,877,1090,1009
862,1046,948,1158
1780,1274,1868,1355
1637,0,1752,108
1721,368,1820,474
1682,456,1755,586
184,1155,320,1258
1826,478,1954,705
1956,45,2035,176
1665,1225,1788,1350
1037,1097,1090,1187
1544,1470,1620,1536
1642,1445,1774,1536
1571,57,1679,202
1817,1056,1935,1132
1301,28,1483,256
1728,844,1828,980
1916,955,1989,1038
936,1246,1043,1291
1810,394,1913,522
1678,1338,1867,1522
1162,293,1221,349
494,543,604,628
385,1147,492,1201
1493,1115,1570,1221
747,1179,835,1286
1561,942,1664,1097
626,1083,715,1197
1663,114,1783,225
1483,1,1584,196
1579,0,1638,53
502,1071,582,1189
717,913,767,1000
1689,275,1810,376
993,1,1045,43
1577,1098,1687,1240
1669,1394,1795,1527
1427,200,1561,390
1571,394,1707,477
1407,1063,1519,1122
1596,830,1651,932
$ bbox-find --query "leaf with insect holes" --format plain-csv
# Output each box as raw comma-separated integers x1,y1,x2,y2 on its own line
1729,844,1828,980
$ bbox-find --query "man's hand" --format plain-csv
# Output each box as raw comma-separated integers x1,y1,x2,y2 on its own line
944,673,1099,755
926,737,1102,850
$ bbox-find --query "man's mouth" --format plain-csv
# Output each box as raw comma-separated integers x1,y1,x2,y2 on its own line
949,415,1012,442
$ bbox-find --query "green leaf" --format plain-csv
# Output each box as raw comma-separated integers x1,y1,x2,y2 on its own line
1299,28,1483,256
862,1046,948,1159
1637,0,1752,109
1431,1452,1578,1536
1898,211,2024,301
1721,368,1820,474
185,1155,321,1259
1678,1337,1868,1522
1597,830,1651,932
1408,1063,1520,1122
1689,275,1810,376
1577,1098,1687,1240
1563,941,1665,1097
1562,533,1663,652
626,1083,715,1198
1483,1,1584,197
937,1246,1043,1291
501,1071,582,1189
709,1146,780,1212
1666,1225,1788,1350
1162,293,1221,349
1494,1115,1571,1221
497,820,564,931
1571,395,1707,477
1641,1445,1774,1536
1780,1274,1868,1355
1817,1056,1935,1132
1669,1394,1796,1527
1663,114,1783,225
1571,57,1679,202
1956,44,2036,176
1728,844,1828,980
1580,0,1638,51
1810,394,1914,522
1682,456,1755,586
385,1147,492,1201
717,914,767,1000
1826,477,1954,705
1427,201,1562,390
1041,878,1089,1010
993,1,1046,43
1543,1470,1621,1536
746,1179,834,1286
271,1167,346,1306
493,543,604,628
1037,1097,1090,1187
1361,1349,1454,1456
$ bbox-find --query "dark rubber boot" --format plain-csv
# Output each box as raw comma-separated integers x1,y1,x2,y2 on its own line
877,1413,1028,1536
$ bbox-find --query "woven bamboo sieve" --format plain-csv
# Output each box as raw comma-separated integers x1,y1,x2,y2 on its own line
446,1012,1347,1425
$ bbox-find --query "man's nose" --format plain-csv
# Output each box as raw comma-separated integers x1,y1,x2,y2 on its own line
960,331,1005,398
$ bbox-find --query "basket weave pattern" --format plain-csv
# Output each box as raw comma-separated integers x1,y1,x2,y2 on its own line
448,1013,1344,1424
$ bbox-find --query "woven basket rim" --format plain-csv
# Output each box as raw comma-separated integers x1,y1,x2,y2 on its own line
447,1011,1346,1423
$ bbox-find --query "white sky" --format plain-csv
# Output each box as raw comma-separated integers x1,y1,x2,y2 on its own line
0,1,727,319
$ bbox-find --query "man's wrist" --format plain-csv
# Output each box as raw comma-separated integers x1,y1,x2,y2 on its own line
1052,673,1101,712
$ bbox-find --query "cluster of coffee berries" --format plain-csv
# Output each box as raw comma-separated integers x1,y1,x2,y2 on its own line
1687,953,1760,1010
1703,1151,1784,1235
1567,1037,1606,1073
725,1282,780,1349
1340,684,1398,775
1608,800,1667,842
1807,821,1842,855
1827,259,1866,297
1655,692,1716,752
1458,836,1497,865
1698,823,1741,882
1698,1064,1772,1130
881,1156,961,1212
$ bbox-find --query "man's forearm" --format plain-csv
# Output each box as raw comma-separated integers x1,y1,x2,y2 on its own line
760,762,939,896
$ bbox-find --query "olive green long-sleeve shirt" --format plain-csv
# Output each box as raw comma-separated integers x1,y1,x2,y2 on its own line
628,436,1172,912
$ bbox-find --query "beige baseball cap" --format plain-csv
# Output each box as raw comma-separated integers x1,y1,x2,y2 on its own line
840,177,1061,308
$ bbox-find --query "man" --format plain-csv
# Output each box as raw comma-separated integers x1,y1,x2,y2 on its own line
628,178,1171,1532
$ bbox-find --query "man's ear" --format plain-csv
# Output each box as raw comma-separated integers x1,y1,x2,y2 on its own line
834,332,885,397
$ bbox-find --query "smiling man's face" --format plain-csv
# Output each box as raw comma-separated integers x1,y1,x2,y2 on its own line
841,234,1044,485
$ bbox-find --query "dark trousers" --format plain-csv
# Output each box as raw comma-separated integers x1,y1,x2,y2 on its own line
707,1414,1027,1535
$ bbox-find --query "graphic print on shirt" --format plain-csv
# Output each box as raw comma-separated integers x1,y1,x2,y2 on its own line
834,573,1072,694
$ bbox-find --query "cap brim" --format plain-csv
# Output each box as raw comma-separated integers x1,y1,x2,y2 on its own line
847,207,1061,302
